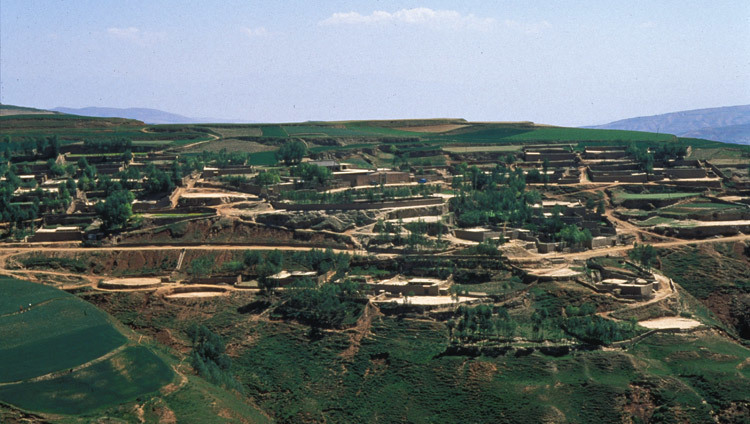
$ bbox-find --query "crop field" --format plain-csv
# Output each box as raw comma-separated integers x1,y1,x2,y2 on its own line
131,139,178,147
0,278,177,416
200,125,263,138
613,191,701,201
259,125,288,137
0,345,173,415
248,150,278,165
634,216,677,227
0,278,63,315
426,125,677,145
281,124,419,138
182,138,275,154
0,295,126,382
442,145,522,153
689,147,750,160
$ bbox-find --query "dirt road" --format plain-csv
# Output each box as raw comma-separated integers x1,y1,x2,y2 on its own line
507,233,750,262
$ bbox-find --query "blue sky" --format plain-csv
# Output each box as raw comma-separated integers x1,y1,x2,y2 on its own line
1,1,748,125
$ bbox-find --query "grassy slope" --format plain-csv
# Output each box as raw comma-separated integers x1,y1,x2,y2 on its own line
86,287,750,424
659,242,750,339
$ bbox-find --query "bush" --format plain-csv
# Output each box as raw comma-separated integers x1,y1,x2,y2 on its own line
275,279,364,329
187,325,242,391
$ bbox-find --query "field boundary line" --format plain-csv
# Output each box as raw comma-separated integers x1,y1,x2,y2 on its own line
0,343,130,387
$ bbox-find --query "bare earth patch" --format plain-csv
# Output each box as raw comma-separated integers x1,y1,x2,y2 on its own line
638,317,702,329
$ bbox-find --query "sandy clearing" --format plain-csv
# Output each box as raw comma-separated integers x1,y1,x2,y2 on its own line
99,277,163,289
638,317,702,329
179,191,254,198
166,292,227,299
394,124,469,133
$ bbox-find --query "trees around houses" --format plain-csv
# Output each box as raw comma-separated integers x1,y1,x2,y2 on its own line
143,165,175,195
254,170,281,187
95,190,134,229
629,243,657,268
276,140,307,165
291,163,331,187
557,224,593,248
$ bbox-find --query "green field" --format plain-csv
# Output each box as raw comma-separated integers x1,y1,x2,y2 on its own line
0,281,127,383
259,125,288,137
248,150,278,165
0,278,62,315
0,278,174,416
443,145,522,153
0,345,173,415
613,191,701,201
282,124,419,138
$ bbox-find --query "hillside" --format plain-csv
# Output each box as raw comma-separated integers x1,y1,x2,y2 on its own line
52,106,204,124
587,105,750,144
52,106,254,125
1,111,749,422
0,104,59,117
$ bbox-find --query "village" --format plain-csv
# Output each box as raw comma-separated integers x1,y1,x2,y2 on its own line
3,126,750,315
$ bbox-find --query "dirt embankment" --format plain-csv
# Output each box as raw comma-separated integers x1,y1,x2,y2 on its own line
9,250,180,277
118,217,354,248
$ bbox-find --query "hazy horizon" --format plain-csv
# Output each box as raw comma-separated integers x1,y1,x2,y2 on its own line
2,1,749,126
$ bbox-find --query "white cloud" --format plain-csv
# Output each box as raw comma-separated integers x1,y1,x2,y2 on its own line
319,8,495,30
640,21,657,29
241,26,271,38
107,27,165,44
503,19,551,35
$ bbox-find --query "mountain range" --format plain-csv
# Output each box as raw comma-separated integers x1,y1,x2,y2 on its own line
586,104,750,145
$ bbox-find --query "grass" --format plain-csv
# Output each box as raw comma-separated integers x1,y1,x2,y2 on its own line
85,279,749,423
231,317,674,423
158,374,272,424
659,243,750,300
0,346,173,415
630,333,750,411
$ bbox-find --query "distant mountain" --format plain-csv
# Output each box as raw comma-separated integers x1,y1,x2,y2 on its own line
51,106,252,125
586,105,750,145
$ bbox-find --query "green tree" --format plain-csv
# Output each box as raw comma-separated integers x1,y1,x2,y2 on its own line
95,190,134,229
187,325,241,391
291,162,331,187
276,140,307,165
254,170,281,187
629,243,657,268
